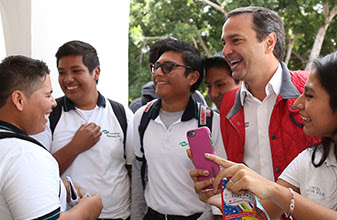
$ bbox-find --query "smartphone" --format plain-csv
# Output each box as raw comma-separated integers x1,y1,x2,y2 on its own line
187,127,220,187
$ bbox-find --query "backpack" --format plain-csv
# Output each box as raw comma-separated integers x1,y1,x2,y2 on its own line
137,99,213,187
0,132,46,149
49,96,127,158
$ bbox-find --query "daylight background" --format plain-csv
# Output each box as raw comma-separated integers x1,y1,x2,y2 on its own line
128,0,337,106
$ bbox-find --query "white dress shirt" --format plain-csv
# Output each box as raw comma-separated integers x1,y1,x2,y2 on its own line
240,63,282,181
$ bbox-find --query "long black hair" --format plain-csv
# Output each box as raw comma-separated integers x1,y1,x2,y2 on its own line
310,52,337,167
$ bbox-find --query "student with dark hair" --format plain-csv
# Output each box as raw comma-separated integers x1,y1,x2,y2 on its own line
33,40,134,220
131,39,226,219
0,55,102,220
191,51,337,220
204,52,241,110
130,37,207,113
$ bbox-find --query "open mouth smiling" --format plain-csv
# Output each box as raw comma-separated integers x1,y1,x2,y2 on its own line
228,59,242,69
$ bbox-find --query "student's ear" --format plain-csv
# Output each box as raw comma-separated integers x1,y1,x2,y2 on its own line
148,63,153,73
265,32,277,54
11,90,25,111
93,66,101,81
187,71,200,87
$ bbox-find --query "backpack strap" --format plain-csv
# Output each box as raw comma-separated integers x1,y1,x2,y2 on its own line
137,99,158,188
0,132,46,150
197,103,213,132
108,99,128,159
49,97,65,136
139,99,158,154
0,132,63,199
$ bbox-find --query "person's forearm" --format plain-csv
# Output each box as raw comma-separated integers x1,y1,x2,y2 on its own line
58,195,102,220
267,183,337,220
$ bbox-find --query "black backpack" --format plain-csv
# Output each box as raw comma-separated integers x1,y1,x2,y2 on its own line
0,132,46,149
137,99,214,187
49,96,128,158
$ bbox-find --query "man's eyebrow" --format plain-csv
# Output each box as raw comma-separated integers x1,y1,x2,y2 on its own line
214,78,227,83
229,34,242,40
304,86,314,92
58,65,81,70
206,78,227,85
222,34,241,44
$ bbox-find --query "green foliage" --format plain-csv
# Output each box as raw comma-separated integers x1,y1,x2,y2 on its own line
129,0,337,101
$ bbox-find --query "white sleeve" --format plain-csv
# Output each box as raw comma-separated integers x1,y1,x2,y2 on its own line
2,141,61,219
278,149,310,188
30,119,53,151
125,107,135,165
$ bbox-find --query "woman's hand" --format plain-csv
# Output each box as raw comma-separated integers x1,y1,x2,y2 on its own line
205,153,277,200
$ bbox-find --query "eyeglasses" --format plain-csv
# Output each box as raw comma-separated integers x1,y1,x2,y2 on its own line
150,62,192,74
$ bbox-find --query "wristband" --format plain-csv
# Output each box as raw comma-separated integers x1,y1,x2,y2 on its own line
285,187,295,219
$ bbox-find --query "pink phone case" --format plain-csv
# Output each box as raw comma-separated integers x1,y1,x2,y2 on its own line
187,127,220,186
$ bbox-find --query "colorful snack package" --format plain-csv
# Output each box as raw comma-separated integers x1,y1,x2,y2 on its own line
221,179,269,220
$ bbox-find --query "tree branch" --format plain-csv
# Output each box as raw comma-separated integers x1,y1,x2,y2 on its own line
197,35,212,57
201,0,226,16
143,36,165,40
285,33,299,66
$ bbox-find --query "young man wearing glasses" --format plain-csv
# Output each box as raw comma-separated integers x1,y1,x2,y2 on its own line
129,37,207,113
131,39,226,219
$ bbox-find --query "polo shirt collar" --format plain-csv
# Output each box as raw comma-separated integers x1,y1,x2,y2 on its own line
62,91,106,112
239,63,282,106
0,120,27,135
149,96,198,121
325,142,337,167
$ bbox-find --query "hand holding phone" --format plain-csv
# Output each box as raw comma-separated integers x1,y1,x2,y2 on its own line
187,127,220,188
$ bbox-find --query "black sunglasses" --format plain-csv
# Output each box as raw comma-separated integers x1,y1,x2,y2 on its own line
150,62,192,74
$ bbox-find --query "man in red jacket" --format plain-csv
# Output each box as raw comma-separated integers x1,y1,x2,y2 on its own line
219,6,319,182
190,7,319,220
189,6,320,220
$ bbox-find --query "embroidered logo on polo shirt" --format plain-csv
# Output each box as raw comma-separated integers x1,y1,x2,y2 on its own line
102,129,121,138
179,141,189,147
305,186,325,196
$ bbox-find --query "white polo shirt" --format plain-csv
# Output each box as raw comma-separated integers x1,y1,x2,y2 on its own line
33,93,134,219
279,144,337,210
0,123,67,220
133,97,226,216
240,63,282,181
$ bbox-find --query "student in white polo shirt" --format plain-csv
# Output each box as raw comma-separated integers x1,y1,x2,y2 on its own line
131,39,226,219
0,55,102,220
33,40,134,220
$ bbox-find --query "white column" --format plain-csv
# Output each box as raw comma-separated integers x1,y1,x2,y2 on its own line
0,0,32,56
